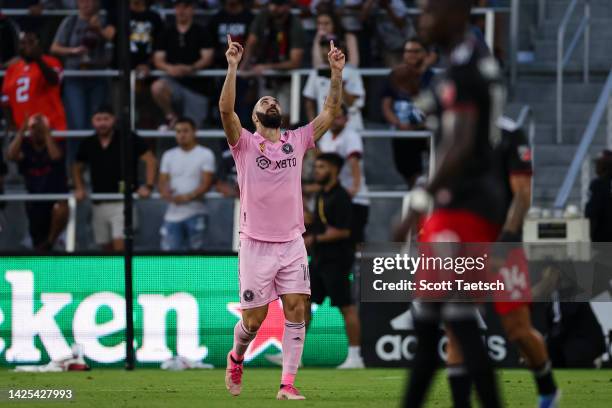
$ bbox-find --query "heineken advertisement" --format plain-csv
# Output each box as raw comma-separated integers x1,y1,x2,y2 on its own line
0,256,348,367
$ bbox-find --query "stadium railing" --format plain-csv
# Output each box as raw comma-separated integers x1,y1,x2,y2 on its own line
554,68,612,210
0,190,417,253
1,6,509,59
556,0,591,143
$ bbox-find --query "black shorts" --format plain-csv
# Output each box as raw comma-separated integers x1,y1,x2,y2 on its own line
310,255,355,307
25,201,54,246
350,203,369,246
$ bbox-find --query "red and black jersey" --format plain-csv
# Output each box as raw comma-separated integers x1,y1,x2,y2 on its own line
428,33,507,225
495,119,533,216
1,55,67,131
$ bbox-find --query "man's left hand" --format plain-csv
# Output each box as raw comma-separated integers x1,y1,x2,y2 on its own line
327,40,345,72
251,64,269,76
137,185,153,198
304,234,315,249
172,194,192,204
392,209,423,242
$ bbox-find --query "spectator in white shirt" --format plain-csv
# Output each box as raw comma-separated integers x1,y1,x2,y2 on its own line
317,105,369,246
303,35,365,131
159,117,216,251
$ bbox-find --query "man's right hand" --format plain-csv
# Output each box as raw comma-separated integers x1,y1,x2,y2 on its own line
74,188,87,202
71,46,88,56
225,34,243,68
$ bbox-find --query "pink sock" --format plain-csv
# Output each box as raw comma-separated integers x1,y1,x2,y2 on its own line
232,320,257,358
281,320,305,386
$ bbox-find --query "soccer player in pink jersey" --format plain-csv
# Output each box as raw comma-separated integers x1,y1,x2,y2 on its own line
220,34,345,400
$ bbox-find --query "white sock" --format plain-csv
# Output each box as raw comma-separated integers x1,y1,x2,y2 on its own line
348,346,361,360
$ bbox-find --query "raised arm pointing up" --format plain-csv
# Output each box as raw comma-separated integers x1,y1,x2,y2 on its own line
219,34,244,146
311,40,346,141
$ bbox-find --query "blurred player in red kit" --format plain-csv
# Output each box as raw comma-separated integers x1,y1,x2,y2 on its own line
477,119,559,408
394,0,505,406
2,31,67,131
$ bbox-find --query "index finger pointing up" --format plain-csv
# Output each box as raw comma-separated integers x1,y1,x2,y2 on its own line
330,40,335,51
227,34,232,45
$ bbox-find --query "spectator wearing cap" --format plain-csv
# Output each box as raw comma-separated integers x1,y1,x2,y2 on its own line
316,105,369,247
2,31,67,131
72,106,157,252
381,63,426,188
151,0,214,129
7,115,68,251
303,35,365,131
51,0,115,131
312,10,359,67
585,150,612,242
240,0,306,126
159,117,215,251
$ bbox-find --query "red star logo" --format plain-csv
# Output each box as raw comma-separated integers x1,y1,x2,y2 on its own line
227,299,286,362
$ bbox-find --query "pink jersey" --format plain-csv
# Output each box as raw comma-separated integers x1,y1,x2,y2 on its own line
230,124,315,242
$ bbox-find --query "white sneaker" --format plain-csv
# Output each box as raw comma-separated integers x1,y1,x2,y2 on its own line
264,352,303,367
336,357,365,369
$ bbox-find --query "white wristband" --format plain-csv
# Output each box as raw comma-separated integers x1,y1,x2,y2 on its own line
409,188,432,213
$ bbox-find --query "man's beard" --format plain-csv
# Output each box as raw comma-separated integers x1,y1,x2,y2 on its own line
256,111,282,129
316,174,331,186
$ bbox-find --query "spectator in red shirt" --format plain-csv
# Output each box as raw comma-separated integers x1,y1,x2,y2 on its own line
2,31,67,131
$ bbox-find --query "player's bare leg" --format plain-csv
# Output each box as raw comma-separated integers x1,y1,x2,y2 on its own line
226,304,268,396
277,293,308,400
500,306,559,407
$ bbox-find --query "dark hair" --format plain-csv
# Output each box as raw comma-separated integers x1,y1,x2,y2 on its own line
317,152,344,171
595,149,612,178
448,0,472,16
20,30,40,40
93,104,114,116
404,36,426,50
175,116,196,129
316,11,345,40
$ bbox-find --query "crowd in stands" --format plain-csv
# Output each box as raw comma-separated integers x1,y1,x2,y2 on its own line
0,0,502,251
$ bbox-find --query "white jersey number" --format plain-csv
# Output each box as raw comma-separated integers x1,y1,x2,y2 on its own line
16,77,31,103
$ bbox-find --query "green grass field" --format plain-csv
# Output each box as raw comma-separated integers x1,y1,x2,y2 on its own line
1,368,611,407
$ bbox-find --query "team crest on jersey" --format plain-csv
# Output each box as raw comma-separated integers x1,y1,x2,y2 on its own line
282,143,294,154
256,155,271,169
518,145,532,162
243,290,254,302
438,81,457,109
259,142,265,153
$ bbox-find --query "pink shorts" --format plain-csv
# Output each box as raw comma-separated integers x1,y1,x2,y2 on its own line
238,235,311,309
